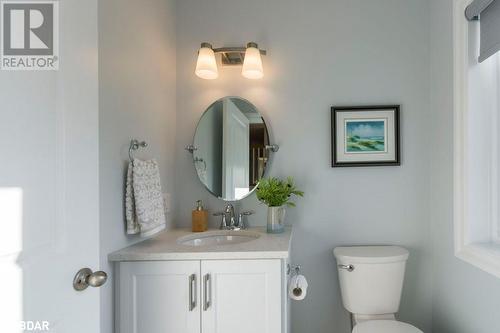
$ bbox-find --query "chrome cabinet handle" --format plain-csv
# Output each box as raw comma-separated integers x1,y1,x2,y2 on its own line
73,268,108,291
338,264,355,272
189,274,197,311
203,274,211,311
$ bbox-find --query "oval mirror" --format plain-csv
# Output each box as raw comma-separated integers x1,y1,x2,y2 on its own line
193,97,270,201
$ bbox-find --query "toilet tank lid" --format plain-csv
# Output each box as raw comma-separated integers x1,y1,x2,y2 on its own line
333,246,409,264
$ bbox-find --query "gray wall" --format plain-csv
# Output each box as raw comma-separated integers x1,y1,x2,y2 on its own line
174,0,432,332
98,0,177,332
429,1,500,332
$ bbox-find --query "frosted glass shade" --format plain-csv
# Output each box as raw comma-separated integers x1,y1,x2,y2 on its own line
195,46,218,80
242,46,264,79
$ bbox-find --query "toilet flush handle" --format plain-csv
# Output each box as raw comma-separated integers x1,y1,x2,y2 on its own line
338,264,355,272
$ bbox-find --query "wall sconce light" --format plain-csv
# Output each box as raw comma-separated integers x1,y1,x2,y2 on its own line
195,42,219,80
242,42,264,79
195,42,266,80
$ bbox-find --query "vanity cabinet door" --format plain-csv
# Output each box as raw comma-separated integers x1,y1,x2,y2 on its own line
117,261,201,333
201,259,282,333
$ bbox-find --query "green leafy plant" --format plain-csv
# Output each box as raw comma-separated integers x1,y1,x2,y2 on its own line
256,177,304,207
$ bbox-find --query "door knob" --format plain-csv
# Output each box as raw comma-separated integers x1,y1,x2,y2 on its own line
73,268,108,291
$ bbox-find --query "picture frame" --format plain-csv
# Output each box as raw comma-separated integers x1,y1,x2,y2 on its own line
331,105,400,167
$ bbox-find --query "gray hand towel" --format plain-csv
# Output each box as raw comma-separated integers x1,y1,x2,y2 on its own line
125,159,166,237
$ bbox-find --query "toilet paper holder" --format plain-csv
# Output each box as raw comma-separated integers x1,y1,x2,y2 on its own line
287,264,308,300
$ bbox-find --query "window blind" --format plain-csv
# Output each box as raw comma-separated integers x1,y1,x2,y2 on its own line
466,0,500,62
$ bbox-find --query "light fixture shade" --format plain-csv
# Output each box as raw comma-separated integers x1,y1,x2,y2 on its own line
242,43,264,79
195,44,218,80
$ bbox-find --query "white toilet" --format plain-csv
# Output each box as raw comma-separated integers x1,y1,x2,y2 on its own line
333,246,423,333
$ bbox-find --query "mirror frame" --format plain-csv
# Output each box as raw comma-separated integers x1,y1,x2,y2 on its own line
191,96,274,202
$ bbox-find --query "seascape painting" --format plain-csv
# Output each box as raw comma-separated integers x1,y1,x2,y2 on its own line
332,105,400,167
345,120,386,153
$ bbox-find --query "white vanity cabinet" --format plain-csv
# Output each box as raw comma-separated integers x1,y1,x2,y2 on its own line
116,259,284,333
117,261,201,333
201,259,282,333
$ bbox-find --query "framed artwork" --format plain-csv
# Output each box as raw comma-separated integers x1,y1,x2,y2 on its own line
331,105,400,167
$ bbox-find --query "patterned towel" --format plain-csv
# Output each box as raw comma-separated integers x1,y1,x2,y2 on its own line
125,159,166,237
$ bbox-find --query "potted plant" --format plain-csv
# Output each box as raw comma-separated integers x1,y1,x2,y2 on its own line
256,177,304,233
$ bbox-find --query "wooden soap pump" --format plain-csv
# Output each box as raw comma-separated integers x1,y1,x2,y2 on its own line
192,200,208,232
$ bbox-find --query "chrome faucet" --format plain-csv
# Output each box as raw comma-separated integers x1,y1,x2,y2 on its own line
225,203,236,228
213,204,254,230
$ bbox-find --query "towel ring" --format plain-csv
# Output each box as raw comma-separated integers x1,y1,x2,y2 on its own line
129,139,148,161
287,264,301,275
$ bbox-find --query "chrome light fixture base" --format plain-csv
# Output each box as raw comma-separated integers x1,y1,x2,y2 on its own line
215,46,266,66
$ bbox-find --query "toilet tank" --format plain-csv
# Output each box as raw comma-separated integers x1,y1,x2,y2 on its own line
333,246,409,315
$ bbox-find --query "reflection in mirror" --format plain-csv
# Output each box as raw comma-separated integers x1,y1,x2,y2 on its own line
193,97,270,201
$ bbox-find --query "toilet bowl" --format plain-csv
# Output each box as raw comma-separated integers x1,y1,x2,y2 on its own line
333,246,422,333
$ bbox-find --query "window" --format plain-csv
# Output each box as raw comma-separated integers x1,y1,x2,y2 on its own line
454,0,500,277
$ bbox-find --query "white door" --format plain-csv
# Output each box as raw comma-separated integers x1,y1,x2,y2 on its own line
0,1,101,332
118,261,201,333
222,99,250,200
201,260,282,333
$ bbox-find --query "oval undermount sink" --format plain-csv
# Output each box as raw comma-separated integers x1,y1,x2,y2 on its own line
177,230,261,247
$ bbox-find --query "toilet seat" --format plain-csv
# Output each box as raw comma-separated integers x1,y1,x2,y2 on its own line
352,320,423,333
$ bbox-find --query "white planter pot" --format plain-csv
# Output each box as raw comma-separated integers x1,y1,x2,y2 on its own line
267,206,286,233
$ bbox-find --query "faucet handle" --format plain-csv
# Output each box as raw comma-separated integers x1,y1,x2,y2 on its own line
213,212,228,229
237,211,254,229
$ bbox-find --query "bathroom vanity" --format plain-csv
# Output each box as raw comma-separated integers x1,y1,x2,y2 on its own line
109,228,292,333
109,96,291,333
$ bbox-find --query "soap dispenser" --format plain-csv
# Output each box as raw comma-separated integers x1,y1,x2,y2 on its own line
192,200,208,232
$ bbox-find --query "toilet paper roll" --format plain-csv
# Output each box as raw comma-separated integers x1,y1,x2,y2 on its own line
289,274,308,300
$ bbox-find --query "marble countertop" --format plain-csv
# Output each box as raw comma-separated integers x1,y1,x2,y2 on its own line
108,227,292,261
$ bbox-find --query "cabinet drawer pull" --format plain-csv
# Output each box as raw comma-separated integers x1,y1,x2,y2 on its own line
189,274,196,311
203,274,211,311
